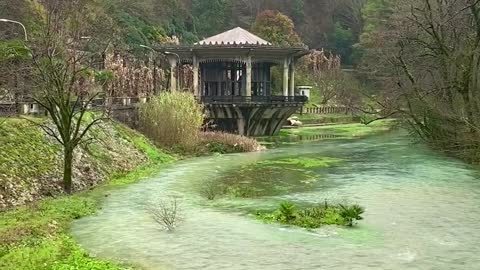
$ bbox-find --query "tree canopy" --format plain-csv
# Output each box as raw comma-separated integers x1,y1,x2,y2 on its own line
251,10,303,46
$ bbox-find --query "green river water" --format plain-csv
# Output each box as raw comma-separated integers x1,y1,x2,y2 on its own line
71,131,480,269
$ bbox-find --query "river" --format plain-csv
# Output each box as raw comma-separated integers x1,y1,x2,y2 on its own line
71,130,480,269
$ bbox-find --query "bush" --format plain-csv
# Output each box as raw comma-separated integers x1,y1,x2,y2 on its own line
139,92,204,149
338,204,365,227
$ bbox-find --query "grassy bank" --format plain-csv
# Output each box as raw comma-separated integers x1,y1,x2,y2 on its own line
0,161,173,270
293,113,361,125
0,117,176,269
281,120,394,138
259,119,395,146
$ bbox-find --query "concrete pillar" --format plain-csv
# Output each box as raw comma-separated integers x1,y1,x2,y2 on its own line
237,118,245,136
30,103,39,114
168,56,178,92
193,56,199,96
283,58,289,97
246,56,252,97
289,60,295,97
21,104,28,114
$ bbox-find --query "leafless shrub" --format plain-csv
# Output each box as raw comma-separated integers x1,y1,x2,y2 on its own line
149,197,181,231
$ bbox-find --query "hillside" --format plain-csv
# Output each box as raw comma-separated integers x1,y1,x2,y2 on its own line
0,118,174,210
0,0,340,49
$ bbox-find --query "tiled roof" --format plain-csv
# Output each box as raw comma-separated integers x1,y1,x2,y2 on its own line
195,27,272,46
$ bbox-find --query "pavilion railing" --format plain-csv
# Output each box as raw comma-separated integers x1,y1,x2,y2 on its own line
199,95,308,104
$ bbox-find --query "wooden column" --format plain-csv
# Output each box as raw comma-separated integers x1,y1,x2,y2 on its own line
193,56,199,96
283,58,289,97
246,56,252,97
289,60,295,97
168,56,178,92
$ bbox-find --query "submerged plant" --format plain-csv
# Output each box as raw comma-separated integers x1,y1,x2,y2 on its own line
338,204,365,227
149,197,181,231
201,181,222,200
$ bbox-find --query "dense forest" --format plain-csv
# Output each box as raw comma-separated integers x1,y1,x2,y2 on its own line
0,0,363,63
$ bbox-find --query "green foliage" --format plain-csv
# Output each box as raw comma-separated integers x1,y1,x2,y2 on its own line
139,92,204,150
278,202,296,222
94,70,114,85
291,0,305,23
339,204,365,226
256,201,365,229
329,22,355,65
192,0,227,38
116,11,169,47
0,40,31,62
251,10,303,46
355,0,396,70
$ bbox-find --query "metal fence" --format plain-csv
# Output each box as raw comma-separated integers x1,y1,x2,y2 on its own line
302,106,353,115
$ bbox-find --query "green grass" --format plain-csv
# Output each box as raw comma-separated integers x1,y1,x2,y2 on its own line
0,118,60,180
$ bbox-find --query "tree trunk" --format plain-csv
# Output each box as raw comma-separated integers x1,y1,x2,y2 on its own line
63,145,74,194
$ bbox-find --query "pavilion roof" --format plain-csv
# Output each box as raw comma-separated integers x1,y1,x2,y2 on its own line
195,27,272,46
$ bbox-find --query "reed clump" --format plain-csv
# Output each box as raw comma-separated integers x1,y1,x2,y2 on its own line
139,92,204,150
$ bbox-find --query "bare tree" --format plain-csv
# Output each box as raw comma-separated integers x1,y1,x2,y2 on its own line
28,0,112,193
358,0,480,159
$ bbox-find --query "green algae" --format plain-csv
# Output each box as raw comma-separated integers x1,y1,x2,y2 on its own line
257,157,342,168
202,156,342,199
